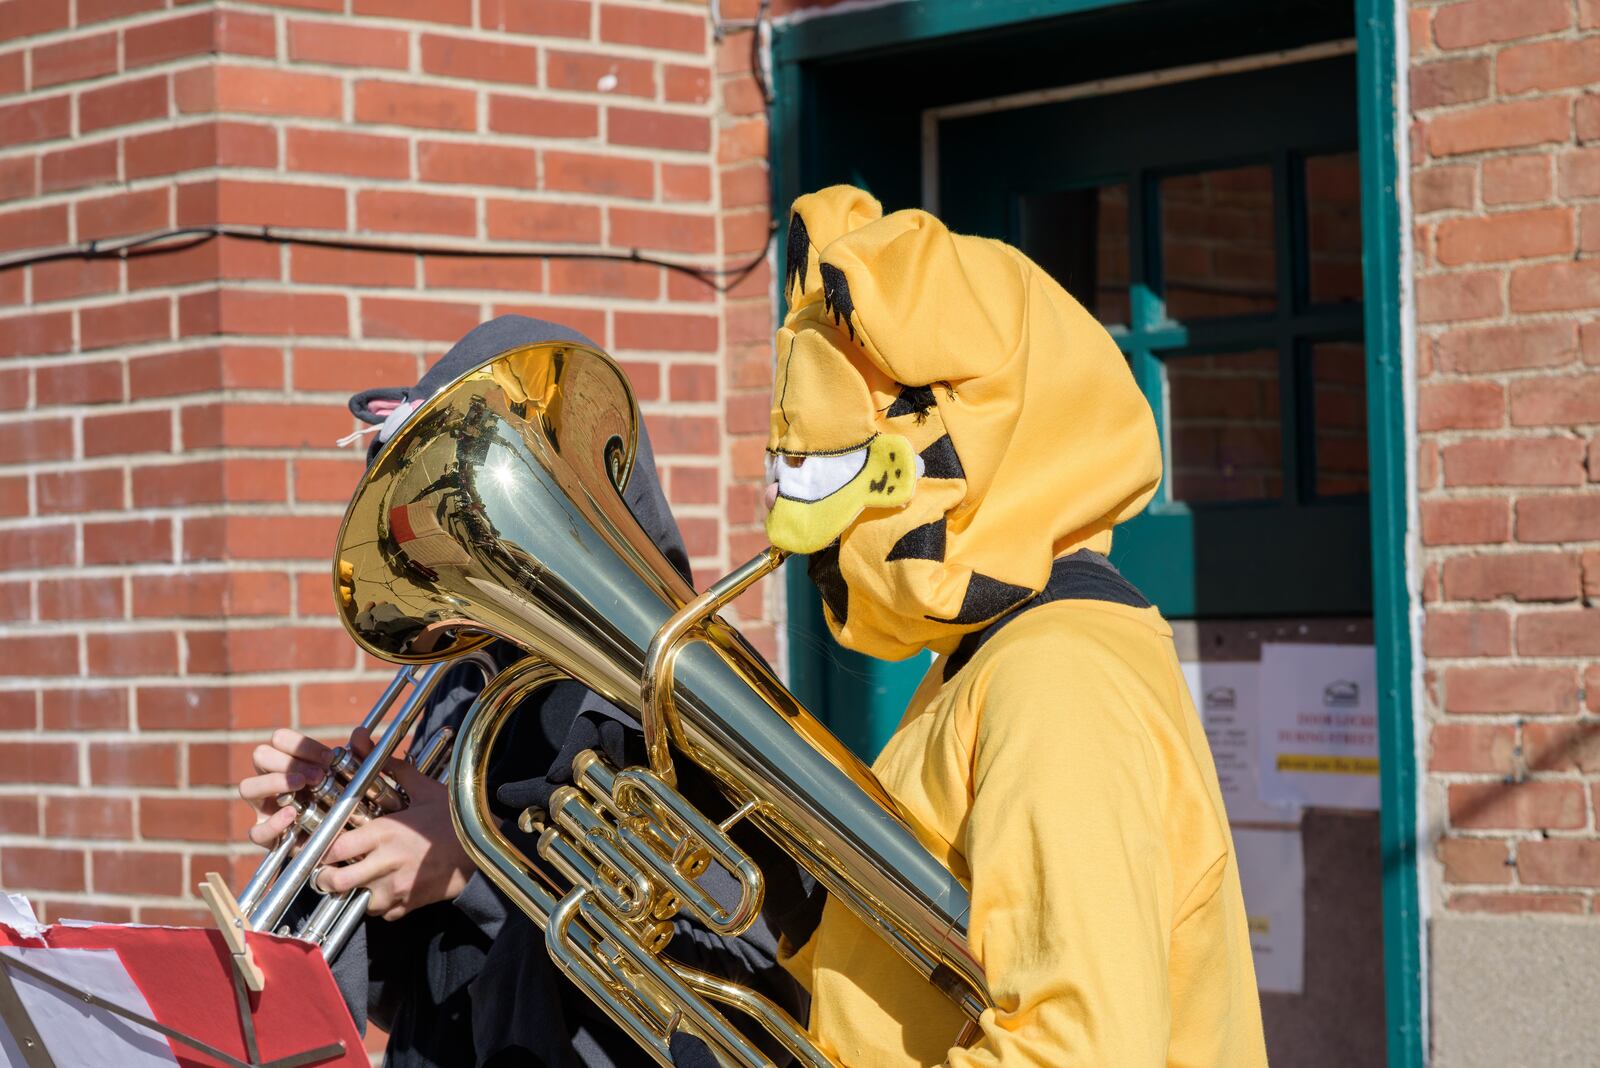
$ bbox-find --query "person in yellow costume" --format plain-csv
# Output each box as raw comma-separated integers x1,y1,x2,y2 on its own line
763,185,1269,1067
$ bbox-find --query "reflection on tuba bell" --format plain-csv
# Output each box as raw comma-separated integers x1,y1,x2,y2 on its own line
333,342,992,1066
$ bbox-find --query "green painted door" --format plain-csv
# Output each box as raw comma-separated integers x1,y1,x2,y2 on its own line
938,54,1370,619
788,53,1372,755
772,4,1417,1060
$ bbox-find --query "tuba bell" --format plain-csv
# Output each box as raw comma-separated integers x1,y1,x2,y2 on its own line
332,341,991,1066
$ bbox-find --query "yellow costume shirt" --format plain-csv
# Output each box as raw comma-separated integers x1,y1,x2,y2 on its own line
794,599,1266,1066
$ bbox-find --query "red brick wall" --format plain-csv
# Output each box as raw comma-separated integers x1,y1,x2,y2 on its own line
0,0,775,926
32,0,1588,967
1412,0,1600,914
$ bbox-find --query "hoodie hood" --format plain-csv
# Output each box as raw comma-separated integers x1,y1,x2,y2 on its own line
764,196,1162,660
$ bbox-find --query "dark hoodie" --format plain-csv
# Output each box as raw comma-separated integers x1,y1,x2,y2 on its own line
330,316,806,1067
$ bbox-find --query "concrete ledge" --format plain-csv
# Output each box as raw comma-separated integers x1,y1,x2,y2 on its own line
1432,913,1600,1067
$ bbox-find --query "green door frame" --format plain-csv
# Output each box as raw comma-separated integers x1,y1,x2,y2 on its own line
768,1,1420,1063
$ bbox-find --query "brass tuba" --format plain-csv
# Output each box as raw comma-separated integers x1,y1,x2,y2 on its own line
332,342,991,1066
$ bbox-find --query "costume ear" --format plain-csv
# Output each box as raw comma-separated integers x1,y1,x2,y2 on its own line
785,185,883,306
348,387,409,425
814,209,1021,387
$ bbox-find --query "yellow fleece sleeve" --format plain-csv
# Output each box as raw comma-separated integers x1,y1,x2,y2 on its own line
776,931,818,996
947,648,1175,1067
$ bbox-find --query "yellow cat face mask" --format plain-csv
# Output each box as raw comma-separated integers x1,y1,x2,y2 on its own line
764,191,1164,661
764,184,915,555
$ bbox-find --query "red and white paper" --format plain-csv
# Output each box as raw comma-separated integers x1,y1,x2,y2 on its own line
0,912,365,1068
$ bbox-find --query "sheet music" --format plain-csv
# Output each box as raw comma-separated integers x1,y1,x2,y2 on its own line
0,947,178,1068
0,901,41,942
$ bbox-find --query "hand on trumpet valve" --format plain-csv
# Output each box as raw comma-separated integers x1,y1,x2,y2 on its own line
239,728,334,847
313,731,476,920
237,726,476,920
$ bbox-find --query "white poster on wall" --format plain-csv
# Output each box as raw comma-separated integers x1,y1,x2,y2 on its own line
1233,827,1306,995
0,948,178,1068
1258,643,1380,810
1180,661,1300,825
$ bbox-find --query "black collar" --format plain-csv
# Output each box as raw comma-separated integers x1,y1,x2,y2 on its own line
941,550,1150,682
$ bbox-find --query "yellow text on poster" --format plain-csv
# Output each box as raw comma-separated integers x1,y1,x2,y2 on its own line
1275,754,1380,775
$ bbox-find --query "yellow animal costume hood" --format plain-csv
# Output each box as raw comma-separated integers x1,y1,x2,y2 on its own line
767,186,1163,661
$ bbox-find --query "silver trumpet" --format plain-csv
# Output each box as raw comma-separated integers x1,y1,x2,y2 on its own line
234,652,497,961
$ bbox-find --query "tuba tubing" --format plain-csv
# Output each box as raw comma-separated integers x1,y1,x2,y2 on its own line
450,658,830,1067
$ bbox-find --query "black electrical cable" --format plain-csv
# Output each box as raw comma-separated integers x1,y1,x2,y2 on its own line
6,6,782,294
752,0,773,106
710,0,773,106
0,221,776,295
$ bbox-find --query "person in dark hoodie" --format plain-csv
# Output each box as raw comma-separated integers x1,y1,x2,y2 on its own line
237,316,809,1067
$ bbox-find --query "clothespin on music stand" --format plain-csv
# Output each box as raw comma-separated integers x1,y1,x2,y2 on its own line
199,873,265,993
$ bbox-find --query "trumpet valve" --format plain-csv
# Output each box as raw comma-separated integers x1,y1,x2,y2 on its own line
676,848,711,881
648,889,682,922
325,746,408,814
362,771,408,814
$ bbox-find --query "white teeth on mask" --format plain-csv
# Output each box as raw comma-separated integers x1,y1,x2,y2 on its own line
768,446,868,503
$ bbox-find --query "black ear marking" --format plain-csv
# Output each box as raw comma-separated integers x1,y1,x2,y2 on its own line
785,212,810,298
887,384,935,421
819,263,856,341
887,518,946,563
919,435,965,481
807,541,849,625
925,572,1033,626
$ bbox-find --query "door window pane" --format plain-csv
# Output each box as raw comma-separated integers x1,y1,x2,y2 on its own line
1165,349,1282,503
1159,165,1276,319
1312,341,1369,495
1306,152,1363,305
1017,183,1130,327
